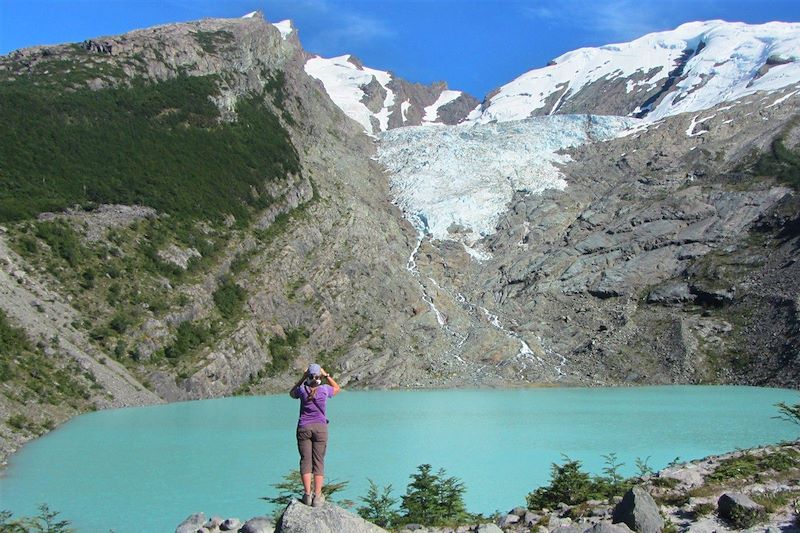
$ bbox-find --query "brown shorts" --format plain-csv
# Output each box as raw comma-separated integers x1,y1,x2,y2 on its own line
296,423,328,475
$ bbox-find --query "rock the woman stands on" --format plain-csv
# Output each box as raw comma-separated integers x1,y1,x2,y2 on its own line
289,363,341,507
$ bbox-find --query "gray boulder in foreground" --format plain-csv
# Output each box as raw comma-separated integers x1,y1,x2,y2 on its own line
276,499,387,533
717,492,766,527
240,516,275,533
176,512,206,533
612,486,664,533
587,522,634,533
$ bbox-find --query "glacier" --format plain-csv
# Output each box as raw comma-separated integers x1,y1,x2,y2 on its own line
378,115,638,252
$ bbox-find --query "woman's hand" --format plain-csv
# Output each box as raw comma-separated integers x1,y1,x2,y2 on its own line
319,367,330,378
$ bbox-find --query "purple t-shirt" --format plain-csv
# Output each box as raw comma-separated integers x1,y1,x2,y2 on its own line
295,384,333,427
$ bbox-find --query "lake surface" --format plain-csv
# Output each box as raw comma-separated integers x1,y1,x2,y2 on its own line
1,386,798,532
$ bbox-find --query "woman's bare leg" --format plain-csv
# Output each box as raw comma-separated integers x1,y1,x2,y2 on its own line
314,474,324,496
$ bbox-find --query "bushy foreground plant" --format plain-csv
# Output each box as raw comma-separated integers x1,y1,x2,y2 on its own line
357,480,399,528
399,464,471,527
0,504,74,532
526,453,635,510
355,464,473,528
775,401,800,426
262,470,351,520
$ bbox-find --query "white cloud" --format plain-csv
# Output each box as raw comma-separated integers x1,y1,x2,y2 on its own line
269,0,395,50
521,0,680,43
312,11,396,48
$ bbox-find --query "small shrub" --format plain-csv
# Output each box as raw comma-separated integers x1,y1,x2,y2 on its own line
692,502,716,518
34,221,85,267
7,413,31,431
635,456,653,478
774,401,800,425
0,503,74,532
651,476,679,489
357,480,399,528
213,276,247,320
399,464,471,527
109,310,135,334
265,328,308,376
261,469,350,519
707,453,759,483
727,503,767,529
527,457,600,509
164,321,210,360
752,491,800,513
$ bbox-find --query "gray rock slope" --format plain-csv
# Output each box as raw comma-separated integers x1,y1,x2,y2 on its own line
405,88,800,387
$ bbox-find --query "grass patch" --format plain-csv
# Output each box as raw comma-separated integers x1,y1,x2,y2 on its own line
707,450,799,483
752,490,800,513
691,502,716,519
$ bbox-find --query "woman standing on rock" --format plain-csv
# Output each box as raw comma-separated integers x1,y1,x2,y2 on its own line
289,363,341,507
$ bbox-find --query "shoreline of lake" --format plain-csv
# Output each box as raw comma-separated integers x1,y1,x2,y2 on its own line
1,385,797,532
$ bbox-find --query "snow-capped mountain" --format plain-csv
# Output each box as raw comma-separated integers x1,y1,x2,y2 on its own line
469,20,800,123
304,54,478,135
303,20,799,134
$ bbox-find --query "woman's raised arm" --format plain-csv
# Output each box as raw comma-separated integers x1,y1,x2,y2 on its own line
320,368,341,396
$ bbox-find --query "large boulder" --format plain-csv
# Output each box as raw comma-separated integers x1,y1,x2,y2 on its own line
717,493,766,528
276,500,386,533
611,487,663,533
586,522,633,533
176,512,206,533
551,525,585,533
240,516,275,533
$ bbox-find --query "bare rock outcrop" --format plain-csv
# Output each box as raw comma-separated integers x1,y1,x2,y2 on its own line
275,500,386,533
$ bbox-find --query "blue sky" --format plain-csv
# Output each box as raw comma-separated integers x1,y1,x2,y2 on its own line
2,0,800,98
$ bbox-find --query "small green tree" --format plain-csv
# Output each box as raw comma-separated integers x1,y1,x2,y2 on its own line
400,464,470,526
774,401,800,426
261,469,351,519
0,504,74,532
357,480,399,528
601,452,625,487
634,456,653,478
526,456,600,509
596,452,633,497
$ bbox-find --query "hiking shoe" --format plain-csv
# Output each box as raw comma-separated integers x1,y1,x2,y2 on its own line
312,493,325,507
301,493,312,506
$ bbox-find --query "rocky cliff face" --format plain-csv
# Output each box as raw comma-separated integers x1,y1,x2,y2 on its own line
383,89,800,388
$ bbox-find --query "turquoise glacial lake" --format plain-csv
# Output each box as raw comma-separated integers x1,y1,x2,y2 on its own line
1,386,798,532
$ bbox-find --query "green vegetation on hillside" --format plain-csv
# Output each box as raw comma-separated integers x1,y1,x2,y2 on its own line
0,73,300,223
754,138,800,189
0,309,94,432
192,30,234,54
